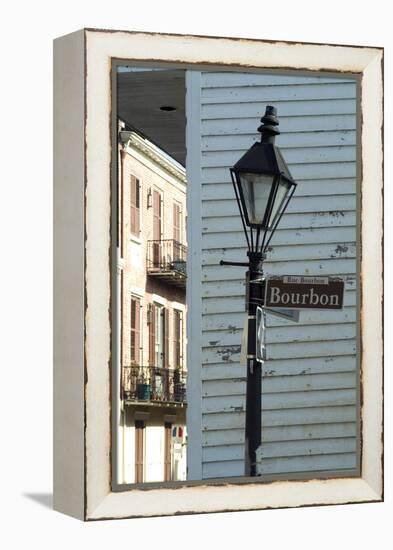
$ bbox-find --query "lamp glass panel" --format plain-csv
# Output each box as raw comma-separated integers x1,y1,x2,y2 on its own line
268,178,291,228
239,172,274,226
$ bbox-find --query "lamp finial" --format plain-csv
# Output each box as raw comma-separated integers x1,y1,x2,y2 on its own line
257,105,280,143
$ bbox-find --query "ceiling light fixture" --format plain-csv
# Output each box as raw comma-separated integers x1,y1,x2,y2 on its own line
159,105,177,112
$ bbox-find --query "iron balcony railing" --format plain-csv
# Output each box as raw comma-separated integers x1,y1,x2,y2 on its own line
122,365,187,404
147,239,187,277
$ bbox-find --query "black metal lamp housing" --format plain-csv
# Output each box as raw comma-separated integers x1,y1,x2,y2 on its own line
230,105,297,254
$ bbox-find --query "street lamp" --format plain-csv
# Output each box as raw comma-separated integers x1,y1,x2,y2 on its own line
230,105,297,258
221,105,297,477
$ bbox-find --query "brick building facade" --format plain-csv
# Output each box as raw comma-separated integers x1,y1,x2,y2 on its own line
118,129,187,484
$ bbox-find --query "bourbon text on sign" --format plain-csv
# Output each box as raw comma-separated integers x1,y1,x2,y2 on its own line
264,276,344,310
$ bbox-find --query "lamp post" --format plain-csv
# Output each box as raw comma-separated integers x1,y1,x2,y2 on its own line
220,105,297,476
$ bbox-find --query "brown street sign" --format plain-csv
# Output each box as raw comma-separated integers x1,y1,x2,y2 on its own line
264,275,344,310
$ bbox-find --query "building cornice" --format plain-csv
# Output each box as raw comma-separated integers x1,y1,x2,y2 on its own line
124,132,187,184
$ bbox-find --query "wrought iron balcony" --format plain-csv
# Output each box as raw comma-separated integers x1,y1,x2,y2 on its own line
122,365,187,405
147,239,187,288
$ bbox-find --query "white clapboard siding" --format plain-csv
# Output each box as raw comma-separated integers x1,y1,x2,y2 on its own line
202,180,356,200
202,163,356,183
202,388,356,414
202,195,356,217
201,83,356,103
201,452,358,479
202,308,356,333
203,437,356,462
196,71,358,479
202,99,356,119
203,130,357,151
202,355,357,381
202,116,356,136
202,226,357,248
202,243,356,264
202,372,357,396
203,322,357,347
203,422,357,446
203,405,357,430
203,211,356,232
200,73,355,87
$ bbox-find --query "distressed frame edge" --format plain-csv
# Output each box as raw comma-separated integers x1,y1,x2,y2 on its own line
80,29,383,520
53,29,86,520
358,49,384,498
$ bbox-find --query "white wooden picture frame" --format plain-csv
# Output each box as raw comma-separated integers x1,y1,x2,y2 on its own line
53,28,383,520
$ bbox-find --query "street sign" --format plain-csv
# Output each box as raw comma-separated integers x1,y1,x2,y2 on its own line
266,307,300,322
264,275,344,310
240,308,267,365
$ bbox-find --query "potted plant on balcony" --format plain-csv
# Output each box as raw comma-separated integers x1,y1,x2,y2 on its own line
136,367,151,400
137,383,151,400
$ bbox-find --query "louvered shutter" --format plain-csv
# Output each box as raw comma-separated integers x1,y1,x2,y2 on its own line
173,310,182,368
130,297,140,365
153,189,161,240
164,308,170,368
149,304,156,366
130,175,140,236
173,202,180,242
152,190,161,266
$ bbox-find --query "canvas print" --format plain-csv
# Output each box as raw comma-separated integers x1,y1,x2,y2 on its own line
114,66,359,485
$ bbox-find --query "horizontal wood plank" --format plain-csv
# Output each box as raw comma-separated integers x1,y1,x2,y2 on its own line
201,83,356,103
202,130,356,151
202,210,356,232
202,406,357,432
202,437,356,462
201,72,356,88
202,422,357,446
202,388,356,414
203,164,356,186
201,145,356,168
202,372,356,397
202,179,356,200
201,99,356,120
201,355,357,380
202,242,356,264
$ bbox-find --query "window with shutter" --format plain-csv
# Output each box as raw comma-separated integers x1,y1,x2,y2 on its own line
173,309,183,368
173,202,182,261
130,296,140,365
148,304,156,366
154,305,164,369
152,189,162,266
173,202,181,243
153,189,162,239
164,308,170,368
130,175,140,236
